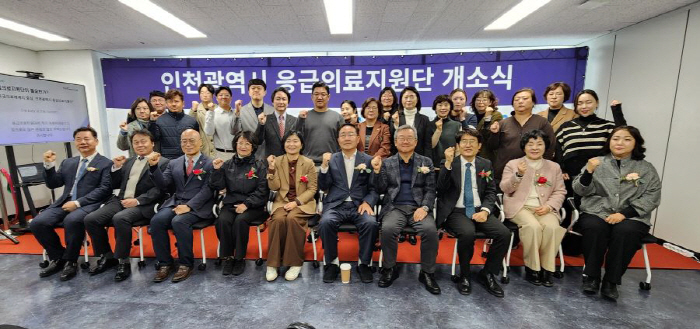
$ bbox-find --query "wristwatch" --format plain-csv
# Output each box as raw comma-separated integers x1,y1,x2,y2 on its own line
421,206,430,212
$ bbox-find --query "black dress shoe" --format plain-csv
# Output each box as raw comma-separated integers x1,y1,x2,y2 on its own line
40,259,66,278
418,270,441,295
357,264,373,283
477,270,504,298
60,262,78,281
323,264,340,283
89,256,118,276
525,267,541,286
540,271,553,287
458,275,472,295
408,235,417,245
601,280,619,301
378,267,399,288
222,258,234,276
231,259,246,276
582,276,601,294
114,262,131,282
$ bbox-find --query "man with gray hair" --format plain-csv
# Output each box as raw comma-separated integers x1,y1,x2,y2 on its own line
370,125,440,294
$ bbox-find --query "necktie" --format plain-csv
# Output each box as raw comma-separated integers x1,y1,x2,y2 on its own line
463,163,474,219
186,158,194,176
71,158,89,201
279,115,285,137
138,156,144,161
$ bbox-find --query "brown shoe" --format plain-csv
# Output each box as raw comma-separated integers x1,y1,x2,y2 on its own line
153,264,174,283
171,265,193,283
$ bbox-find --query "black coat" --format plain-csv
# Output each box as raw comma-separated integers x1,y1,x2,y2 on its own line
209,155,269,209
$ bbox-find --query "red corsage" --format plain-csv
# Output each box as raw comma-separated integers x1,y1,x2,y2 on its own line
193,169,204,175
300,175,309,183
478,170,493,182
536,176,551,187
246,167,258,179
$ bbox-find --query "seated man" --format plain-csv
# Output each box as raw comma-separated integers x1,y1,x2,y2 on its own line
436,129,510,298
30,127,113,281
83,130,169,281
148,129,215,283
371,125,440,294
318,124,379,283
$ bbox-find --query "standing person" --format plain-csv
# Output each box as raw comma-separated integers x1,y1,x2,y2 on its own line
117,97,154,157
318,124,379,283
149,90,167,119
378,87,398,124
538,82,578,133
485,88,555,183
255,87,299,158
189,83,216,158
230,79,275,160
356,97,391,159
29,127,113,281
390,86,432,159
573,126,661,301
297,81,345,166
84,130,169,281
340,100,360,124
449,88,477,129
148,89,199,160
265,131,318,282
372,125,440,294
430,94,462,166
209,131,269,276
204,86,237,161
470,89,503,161
148,129,215,283
436,129,510,298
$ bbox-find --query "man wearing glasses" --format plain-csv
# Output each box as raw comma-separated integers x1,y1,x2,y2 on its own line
297,81,345,167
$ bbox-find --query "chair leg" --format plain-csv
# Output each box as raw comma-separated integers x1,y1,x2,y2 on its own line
554,245,565,278
450,240,459,282
378,250,383,268
255,226,264,266
501,233,515,284
197,229,207,271
310,229,319,268
641,244,652,290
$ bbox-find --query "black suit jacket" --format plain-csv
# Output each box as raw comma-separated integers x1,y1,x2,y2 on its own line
150,154,215,219
44,154,113,213
389,112,432,159
435,156,498,228
112,156,169,206
318,152,378,211
372,153,436,219
255,113,299,157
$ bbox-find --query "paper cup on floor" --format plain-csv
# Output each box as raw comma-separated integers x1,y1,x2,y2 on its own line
340,263,352,283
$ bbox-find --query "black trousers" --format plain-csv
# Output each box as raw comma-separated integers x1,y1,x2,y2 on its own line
319,201,378,265
579,213,649,284
215,205,267,259
83,196,155,259
150,207,205,267
444,207,511,277
29,207,90,262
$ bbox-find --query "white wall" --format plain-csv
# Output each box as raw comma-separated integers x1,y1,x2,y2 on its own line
581,3,700,251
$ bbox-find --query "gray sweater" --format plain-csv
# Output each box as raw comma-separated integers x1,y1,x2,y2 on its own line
298,109,344,164
573,154,661,226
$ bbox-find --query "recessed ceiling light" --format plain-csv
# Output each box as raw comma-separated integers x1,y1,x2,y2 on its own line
323,0,353,34
484,0,551,30
0,17,68,41
119,0,206,38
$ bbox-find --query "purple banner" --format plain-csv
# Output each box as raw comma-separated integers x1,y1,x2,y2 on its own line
101,48,587,109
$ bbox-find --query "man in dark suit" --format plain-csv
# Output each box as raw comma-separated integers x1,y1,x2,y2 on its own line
29,127,113,281
371,125,440,294
83,130,169,281
318,124,379,283
148,129,215,283
255,87,298,157
436,128,510,298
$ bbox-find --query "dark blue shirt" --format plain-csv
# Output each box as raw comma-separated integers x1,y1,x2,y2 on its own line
394,156,418,206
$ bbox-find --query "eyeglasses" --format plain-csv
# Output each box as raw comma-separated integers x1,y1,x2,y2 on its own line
475,98,490,103
339,133,357,138
396,137,416,142
236,142,252,147
459,139,479,145
180,139,199,145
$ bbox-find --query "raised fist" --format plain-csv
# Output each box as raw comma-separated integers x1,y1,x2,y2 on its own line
321,152,332,168
392,112,400,126
191,101,200,111
113,155,127,169
234,100,243,115
212,158,224,170
383,112,391,121
610,100,621,107
205,101,215,110
350,113,358,124
258,113,267,125
485,106,495,115
371,156,382,172
489,120,500,134
444,147,455,162
147,152,161,166
435,118,443,130
517,159,528,176
150,111,161,121
586,157,601,173
299,110,308,119
267,155,276,171
119,121,128,132
43,150,57,163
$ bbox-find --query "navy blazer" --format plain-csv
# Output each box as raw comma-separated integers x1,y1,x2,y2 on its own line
319,151,378,212
44,154,113,213
112,156,169,206
372,153,436,219
435,156,498,228
150,154,215,219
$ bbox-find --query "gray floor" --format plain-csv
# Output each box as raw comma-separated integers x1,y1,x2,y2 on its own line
0,254,699,329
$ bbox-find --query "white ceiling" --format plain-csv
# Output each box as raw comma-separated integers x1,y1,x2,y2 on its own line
0,0,697,57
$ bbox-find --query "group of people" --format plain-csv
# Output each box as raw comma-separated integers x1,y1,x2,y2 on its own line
29,79,661,302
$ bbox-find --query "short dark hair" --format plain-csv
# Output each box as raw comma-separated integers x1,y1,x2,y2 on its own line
604,126,647,160
361,97,380,118
282,130,305,153
130,129,154,143
149,90,165,100
469,89,498,112
232,131,259,155
544,82,572,102
198,84,215,95
271,87,291,102
432,94,453,113
312,81,330,94
248,78,267,91
379,87,398,113
130,97,154,119
337,123,359,138
573,89,599,113
215,86,232,96
165,89,184,101
73,126,97,139
454,128,482,144
340,100,357,114
399,86,422,111
511,88,537,105
520,129,550,151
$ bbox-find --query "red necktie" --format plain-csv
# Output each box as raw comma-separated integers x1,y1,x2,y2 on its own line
186,158,193,176
279,115,285,137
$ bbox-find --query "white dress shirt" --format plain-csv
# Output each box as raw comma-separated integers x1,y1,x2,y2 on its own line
320,151,357,202
44,151,98,208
